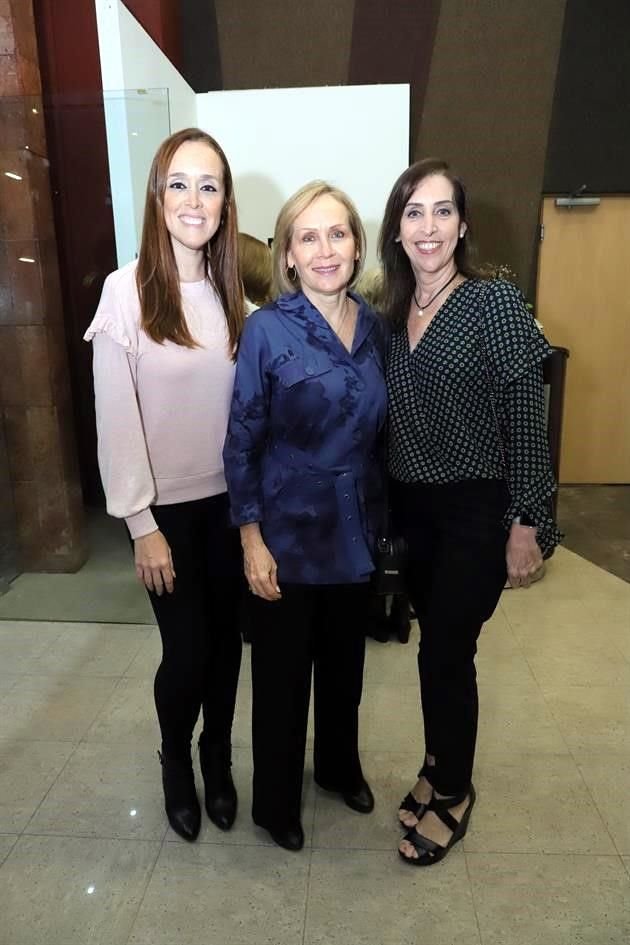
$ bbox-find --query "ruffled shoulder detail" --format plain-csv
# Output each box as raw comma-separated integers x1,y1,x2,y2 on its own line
478,279,552,390
83,313,132,349
83,261,141,354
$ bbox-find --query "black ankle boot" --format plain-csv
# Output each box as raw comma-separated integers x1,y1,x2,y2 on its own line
158,750,201,842
198,735,237,831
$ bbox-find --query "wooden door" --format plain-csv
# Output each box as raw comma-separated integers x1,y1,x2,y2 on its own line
536,196,630,483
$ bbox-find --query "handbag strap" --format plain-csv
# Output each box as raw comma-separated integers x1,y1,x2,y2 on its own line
478,281,510,486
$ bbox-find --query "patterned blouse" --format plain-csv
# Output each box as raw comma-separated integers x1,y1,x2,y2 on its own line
224,290,388,584
387,278,561,555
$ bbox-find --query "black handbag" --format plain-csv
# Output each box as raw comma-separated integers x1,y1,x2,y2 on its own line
371,419,408,596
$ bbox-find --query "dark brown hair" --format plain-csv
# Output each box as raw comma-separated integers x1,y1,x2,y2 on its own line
136,127,244,355
378,158,481,326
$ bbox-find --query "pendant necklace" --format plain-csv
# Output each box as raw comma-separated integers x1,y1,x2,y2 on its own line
413,270,458,316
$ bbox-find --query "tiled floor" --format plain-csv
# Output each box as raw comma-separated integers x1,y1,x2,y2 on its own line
0,545,629,944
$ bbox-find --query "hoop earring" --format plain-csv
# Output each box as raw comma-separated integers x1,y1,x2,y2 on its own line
287,264,298,282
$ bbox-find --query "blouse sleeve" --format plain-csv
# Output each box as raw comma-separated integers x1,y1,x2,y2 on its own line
85,272,158,539
222,312,271,526
481,280,562,555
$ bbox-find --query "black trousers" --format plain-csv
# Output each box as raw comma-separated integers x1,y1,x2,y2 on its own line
392,479,509,796
250,583,368,831
147,494,243,759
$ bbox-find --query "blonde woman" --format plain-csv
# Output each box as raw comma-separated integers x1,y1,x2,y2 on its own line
224,182,387,850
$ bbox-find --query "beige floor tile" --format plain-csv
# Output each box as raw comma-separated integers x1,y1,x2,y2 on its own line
312,750,417,850
468,852,630,945
543,684,630,757
0,835,160,945
0,621,64,673
476,680,570,759
0,674,18,696
0,738,76,832
121,630,162,679
26,741,168,841
576,753,630,856
463,755,615,854
0,676,119,742
363,633,418,687
522,635,630,688
85,677,160,745
32,623,151,677
500,595,596,634
305,849,480,945
127,843,309,945
0,835,17,865
358,683,423,752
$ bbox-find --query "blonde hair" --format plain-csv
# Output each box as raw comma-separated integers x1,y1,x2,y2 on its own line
354,266,385,311
238,233,272,307
271,180,366,296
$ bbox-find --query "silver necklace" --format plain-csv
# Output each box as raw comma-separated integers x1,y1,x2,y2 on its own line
413,271,458,316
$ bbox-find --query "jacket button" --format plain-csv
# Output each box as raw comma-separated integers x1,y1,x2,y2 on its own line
305,366,314,375
344,493,350,500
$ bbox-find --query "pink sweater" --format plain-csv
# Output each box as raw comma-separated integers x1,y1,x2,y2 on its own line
84,260,236,539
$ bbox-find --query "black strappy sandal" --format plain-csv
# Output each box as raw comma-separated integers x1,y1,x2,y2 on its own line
398,761,434,827
399,784,476,867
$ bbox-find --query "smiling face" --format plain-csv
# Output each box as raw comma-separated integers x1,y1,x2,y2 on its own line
286,194,359,301
398,173,466,279
162,140,225,270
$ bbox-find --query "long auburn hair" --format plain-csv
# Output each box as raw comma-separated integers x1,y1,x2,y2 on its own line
378,158,481,327
136,128,244,356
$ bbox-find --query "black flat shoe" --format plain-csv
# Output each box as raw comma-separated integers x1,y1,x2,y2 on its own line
343,779,375,814
316,777,375,814
158,750,201,842
198,735,237,831
399,784,476,867
254,817,304,851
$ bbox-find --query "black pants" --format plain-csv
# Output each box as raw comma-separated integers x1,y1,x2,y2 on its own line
250,583,368,831
147,494,243,759
392,479,509,796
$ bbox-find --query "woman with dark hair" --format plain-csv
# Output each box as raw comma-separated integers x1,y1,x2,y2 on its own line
85,128,245,842
379,158,560,865
224,181,387,851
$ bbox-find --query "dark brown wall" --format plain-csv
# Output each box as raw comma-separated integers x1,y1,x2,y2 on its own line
0,0,86,572
34,0,118,506
544,0,630,194
215,0,355,89
417,0,567,292
209,0,568,292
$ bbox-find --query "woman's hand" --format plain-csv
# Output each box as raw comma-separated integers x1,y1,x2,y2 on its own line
240,523,281,601
506,523,543,588
134,530,175,595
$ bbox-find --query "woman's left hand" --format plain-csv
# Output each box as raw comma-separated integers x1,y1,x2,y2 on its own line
506,523,543,588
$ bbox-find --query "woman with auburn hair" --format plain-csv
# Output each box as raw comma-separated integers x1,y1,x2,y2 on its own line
379,158,560,866
238,232,273,311
224,181,387,851
85,128,245,843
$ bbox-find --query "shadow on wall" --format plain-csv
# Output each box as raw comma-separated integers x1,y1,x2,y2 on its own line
472,199,521,282
233,173,287,246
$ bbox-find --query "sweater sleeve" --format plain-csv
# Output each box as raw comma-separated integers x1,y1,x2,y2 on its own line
85,270,157,539
222,312,271,526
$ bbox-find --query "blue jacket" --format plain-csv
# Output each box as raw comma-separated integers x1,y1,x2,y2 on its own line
223,290,387,584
